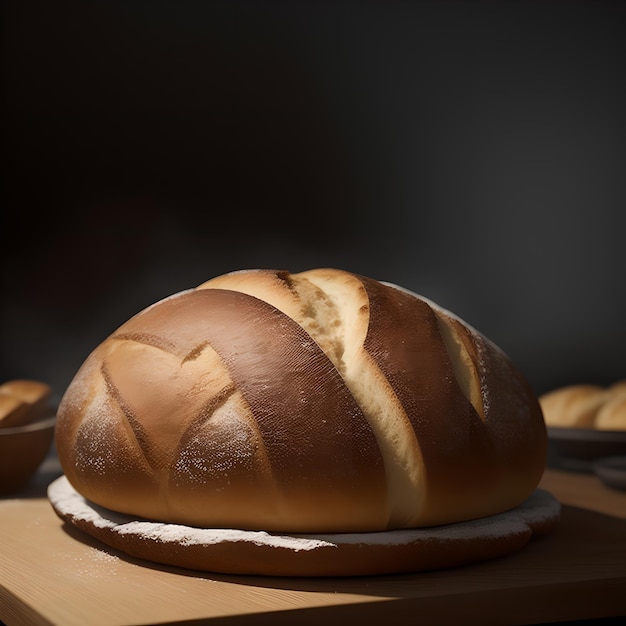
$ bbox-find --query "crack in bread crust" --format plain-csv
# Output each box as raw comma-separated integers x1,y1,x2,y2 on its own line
296,269,426,528
432,310,485,421
112,331,176,353
101,360,155,471
200,269,420,526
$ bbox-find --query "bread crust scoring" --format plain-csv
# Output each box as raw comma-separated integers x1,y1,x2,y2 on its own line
55,268,546,532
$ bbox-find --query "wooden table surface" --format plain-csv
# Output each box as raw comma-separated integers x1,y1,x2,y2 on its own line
1,451,625,626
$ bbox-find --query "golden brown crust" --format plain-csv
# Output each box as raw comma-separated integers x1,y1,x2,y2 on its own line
55,268,547,534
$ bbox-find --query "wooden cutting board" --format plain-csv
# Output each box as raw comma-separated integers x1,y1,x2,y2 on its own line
1,460,625,626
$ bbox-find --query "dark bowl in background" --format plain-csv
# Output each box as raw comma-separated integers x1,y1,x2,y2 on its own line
592,456,626,491
0,415,56,495
547,426,626,473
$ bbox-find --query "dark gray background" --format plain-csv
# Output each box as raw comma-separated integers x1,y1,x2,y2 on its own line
2,0,625,403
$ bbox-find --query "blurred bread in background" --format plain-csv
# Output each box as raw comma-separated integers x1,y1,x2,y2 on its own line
0,380,52,429
540,381,626,430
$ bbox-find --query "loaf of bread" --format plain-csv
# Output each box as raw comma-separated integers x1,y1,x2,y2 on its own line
0,380,52,429
540,381,626,430
55,268,547,534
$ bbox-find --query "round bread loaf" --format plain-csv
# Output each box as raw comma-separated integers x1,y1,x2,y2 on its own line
55,268,546,533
